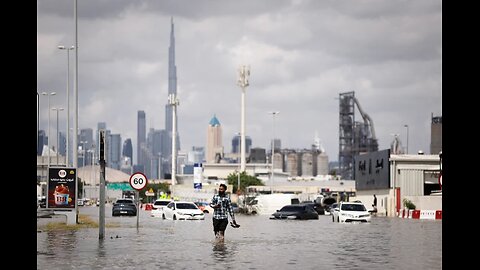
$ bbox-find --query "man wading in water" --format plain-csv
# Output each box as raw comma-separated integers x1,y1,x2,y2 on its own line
210,183,239,242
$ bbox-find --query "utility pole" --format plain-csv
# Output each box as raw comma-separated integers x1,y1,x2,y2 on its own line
168,93,179,185
237,65,250,172
98,129,106,239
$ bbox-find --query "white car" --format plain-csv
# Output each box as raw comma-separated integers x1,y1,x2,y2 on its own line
162,201,205,220
194,201,215,214
332,201,371,223
150,199,172,217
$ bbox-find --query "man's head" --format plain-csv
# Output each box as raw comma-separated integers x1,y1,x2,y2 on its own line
219,184,227,196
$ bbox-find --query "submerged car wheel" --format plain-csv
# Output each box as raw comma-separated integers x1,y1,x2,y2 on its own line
173,215,177,220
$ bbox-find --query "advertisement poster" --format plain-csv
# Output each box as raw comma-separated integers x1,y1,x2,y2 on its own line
47,167,77,209
193,163,203,189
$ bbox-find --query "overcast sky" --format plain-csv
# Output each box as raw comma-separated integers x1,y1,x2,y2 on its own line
37,0,442,163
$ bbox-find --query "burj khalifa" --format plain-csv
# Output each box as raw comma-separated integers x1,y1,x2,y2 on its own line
163,17,180,175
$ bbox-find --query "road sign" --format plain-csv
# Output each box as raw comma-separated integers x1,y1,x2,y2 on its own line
129,172,148,191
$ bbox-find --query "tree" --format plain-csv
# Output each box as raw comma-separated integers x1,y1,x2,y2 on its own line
227,171,264,194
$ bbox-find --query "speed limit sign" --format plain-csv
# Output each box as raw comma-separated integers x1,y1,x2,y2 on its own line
129,172,148,190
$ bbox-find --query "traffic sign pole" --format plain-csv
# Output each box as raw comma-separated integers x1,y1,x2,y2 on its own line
129,172,148,230
136,190,139,230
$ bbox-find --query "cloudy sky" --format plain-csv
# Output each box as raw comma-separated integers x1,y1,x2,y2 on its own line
37,0,442,163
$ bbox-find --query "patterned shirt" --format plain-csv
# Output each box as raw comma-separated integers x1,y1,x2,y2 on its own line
210,194,235,220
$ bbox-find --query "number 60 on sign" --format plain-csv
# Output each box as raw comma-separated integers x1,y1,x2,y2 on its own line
129,172,148,190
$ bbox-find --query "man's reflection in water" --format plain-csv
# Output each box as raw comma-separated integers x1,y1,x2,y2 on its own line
212,239,238,263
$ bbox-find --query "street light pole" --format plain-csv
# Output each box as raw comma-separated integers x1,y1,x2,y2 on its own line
37,92,39,155
404,124,409,154
42,91,56,167
58,45,75,166
168,93,179,185
52,107,64,165
237,65,250,172
73,0,79,169
268,111,279,193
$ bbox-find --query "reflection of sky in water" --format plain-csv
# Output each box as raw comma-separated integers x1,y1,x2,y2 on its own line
37,207,442,270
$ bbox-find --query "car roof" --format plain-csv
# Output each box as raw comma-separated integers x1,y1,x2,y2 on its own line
174,201,196,204
340,201,364,205
116,198,134,202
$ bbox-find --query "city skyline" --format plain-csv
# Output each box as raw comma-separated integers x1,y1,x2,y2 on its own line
37,1,442,163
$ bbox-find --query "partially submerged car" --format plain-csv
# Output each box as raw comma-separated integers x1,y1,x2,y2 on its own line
112,198,137,217
332,201,371,223
151,199,172,217
162,201,205,220
269,204,319,220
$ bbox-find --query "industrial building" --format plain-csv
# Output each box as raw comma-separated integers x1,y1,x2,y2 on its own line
338,91,378,180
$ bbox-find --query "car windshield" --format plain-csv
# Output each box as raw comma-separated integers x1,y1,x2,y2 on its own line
154,201,169,206
341,204,366,211
280,205,304,212
176,203,198,209
116,199,134,204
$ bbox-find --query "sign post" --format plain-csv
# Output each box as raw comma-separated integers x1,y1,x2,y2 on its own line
98,129,107,240
130,172,148,230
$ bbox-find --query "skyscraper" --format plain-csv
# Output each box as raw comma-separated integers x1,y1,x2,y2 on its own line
122,138,133,162
165,17,177,135
231,133,252,154
137,110,146,170
206,114,223,163
108,134,122,170
163,17,181,174
430,114,442,155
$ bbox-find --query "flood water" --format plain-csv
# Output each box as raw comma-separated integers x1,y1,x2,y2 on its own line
37,206,442,269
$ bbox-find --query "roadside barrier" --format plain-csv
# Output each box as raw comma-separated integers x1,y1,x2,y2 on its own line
397,209,442,220
144,204,153,211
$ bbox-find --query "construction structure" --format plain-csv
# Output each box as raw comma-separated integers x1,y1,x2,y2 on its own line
338,91,378,180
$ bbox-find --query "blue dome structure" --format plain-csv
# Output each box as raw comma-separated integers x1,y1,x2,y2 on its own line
209,114,221,126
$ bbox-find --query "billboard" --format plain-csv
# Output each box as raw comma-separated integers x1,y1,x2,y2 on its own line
47,167,77,209
193,163,203,189
354,149,390,190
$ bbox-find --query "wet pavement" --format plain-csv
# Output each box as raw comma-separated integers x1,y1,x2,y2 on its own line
37,205,442,269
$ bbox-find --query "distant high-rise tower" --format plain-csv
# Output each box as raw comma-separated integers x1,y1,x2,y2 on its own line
108,134,122,170
164,17,181,174
430,114,442,154
79,128,94,167
137,110,146,169
231,133,252,154
206,114,223,163
122,138,133,162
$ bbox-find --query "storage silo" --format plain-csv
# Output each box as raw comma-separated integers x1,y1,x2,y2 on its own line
285,152,298,177
273,152,283,171
316,152,329,176
301,152,314,177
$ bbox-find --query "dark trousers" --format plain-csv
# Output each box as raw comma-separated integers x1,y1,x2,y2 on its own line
213,218,228,234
